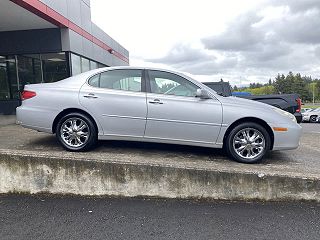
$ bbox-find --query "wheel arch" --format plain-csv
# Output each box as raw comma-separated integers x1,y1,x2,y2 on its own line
223,117,274,150
52,108,99,134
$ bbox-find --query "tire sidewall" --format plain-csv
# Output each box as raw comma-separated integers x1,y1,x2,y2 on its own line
226,122,271,164
56,112,97,151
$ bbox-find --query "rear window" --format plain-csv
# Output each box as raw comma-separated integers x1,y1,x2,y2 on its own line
88,70,142,92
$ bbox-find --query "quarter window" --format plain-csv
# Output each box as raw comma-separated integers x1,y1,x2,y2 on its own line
148,70,198,97
88,70,142,92
88,74,100,87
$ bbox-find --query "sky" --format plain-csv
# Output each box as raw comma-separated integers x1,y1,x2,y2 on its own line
90,0,320,86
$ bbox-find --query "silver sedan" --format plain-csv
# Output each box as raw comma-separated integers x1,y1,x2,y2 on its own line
16,67,302,163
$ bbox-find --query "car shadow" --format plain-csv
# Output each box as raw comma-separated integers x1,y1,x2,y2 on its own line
263,151,294,164
25,135,225,157
23,135,292,164
95,140,227,159
21,135,61,151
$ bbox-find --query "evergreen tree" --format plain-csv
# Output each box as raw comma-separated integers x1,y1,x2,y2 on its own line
293,73,310,101
233,85,238,91
274,74,287,94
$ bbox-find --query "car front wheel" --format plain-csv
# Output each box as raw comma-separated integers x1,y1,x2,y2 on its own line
225,122,271,164
56,112,97,151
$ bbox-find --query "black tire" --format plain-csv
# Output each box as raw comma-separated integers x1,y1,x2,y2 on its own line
225,122,271,164
56,112,97,151
310,115,318,123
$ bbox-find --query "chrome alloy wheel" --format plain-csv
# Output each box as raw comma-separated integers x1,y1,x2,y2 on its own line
60,117,90,148
232,128,265,160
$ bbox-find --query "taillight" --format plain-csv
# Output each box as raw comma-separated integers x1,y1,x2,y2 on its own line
296,98,302,113
21,90,36,101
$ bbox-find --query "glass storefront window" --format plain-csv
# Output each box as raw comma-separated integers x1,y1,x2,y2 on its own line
81,57,90,73
1,51,108,102
90,60,98,70
17,54,42,91
41,53,68,83
98,63,106,68
7,56,18,99
71,53,81,75
71,53,107,75
0,56,11,100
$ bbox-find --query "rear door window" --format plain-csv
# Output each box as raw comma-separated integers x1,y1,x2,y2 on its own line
88,70,142,92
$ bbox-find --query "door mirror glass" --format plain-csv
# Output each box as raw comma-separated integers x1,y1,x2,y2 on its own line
196,89,210,99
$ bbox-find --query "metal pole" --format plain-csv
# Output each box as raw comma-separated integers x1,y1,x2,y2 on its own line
15,55,20,91
313,83,315,105
39,54,44,83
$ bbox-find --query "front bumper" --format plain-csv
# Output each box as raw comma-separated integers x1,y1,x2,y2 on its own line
302,115,310,122
271,122,302,150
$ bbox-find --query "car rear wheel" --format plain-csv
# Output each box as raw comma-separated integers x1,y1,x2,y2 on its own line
310,115,318,123
225,122,271,164
56,112,97,151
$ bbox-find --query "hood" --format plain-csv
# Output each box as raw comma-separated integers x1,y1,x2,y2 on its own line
217,96,274,111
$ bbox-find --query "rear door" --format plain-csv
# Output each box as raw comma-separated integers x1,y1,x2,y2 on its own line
79,69,147,138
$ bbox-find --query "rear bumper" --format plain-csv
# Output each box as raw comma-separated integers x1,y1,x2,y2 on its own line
16,106,55,133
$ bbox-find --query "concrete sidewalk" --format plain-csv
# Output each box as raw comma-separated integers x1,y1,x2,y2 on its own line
0,123,319,201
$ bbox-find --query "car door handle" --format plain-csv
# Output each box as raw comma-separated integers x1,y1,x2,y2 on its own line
83,93,98,99
149,99,163,104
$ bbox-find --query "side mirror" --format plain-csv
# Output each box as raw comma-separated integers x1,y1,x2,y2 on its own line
196,89,211,99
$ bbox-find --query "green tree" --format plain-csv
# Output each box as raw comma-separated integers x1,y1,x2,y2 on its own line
233,85,238,91
292,73,311,101
316,80,320,100
274,73,289,94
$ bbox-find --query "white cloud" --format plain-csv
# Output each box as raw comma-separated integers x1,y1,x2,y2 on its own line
91,0,320,85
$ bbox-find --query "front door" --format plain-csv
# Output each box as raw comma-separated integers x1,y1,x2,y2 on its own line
144,70,222,144
79,69,147,138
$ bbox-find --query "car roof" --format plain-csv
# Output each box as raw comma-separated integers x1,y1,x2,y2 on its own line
97,66,192,77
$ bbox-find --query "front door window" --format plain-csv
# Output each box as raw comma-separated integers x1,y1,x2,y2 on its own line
148,70,198,97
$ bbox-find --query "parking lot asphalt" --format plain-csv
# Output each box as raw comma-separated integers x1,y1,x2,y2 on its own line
301,122,320,134
0,195,319,240
0,115,15,127
0,117,319,177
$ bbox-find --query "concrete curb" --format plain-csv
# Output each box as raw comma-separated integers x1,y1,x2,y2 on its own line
0,150,319,202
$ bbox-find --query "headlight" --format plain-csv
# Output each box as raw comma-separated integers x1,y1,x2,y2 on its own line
273,107,297,122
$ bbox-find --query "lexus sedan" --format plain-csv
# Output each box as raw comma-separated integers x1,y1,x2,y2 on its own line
16,67,302,163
